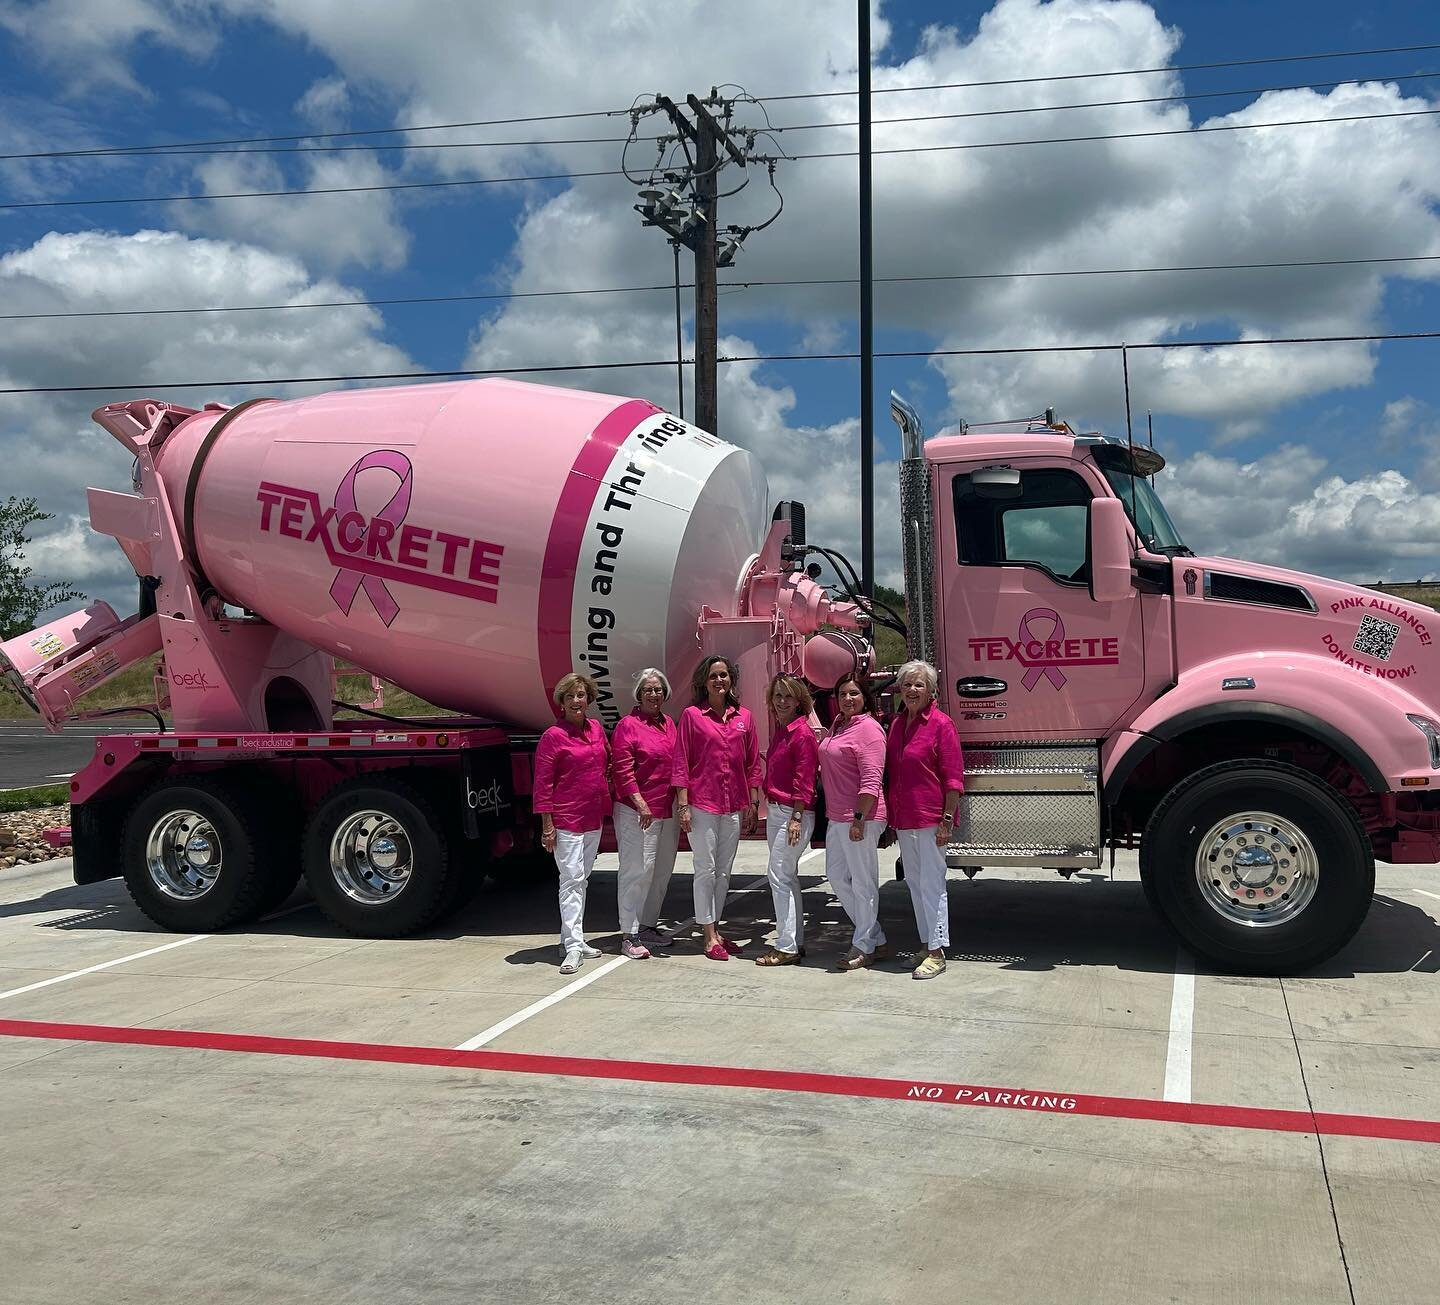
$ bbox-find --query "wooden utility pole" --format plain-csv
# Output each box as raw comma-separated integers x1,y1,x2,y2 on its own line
647,93,748,437
692,116,719,435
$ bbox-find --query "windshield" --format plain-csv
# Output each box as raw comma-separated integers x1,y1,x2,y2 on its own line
1099,467,1189,554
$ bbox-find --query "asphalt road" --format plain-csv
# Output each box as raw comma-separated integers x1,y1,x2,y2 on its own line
0,721,146,790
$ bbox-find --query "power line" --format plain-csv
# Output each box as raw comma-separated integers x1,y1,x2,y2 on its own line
6,39,1436,162
4,328,1437,395
4,253,1438,323
756,40,1440,102
8,104,1435,212
11,70,1438,161
0,166,623,211
787,106,1440,163
21,253,1440,322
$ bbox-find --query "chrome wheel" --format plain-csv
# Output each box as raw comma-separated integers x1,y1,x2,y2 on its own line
1194,810,1319,927
145,809,223,900
329,809,414,904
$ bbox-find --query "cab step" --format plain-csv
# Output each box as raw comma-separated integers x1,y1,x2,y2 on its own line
947,742,1102,870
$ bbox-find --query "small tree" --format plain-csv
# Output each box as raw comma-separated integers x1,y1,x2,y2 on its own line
0,498,85,640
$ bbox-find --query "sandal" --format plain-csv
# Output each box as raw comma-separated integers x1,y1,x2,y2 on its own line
754,948,801,967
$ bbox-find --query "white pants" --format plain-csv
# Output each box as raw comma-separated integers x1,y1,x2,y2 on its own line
613,801,680,936
554,828,601,951
690,808,741,926
765,803,814,954
898,826,950,951
825,820,887,953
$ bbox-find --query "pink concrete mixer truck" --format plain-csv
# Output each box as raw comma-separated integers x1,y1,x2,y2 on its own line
3,379,1438,973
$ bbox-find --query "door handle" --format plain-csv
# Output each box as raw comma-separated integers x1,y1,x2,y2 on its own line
956,676,1007,698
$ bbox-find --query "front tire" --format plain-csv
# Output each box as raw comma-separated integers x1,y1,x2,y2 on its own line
303,774,454,936
1140,759,1374,974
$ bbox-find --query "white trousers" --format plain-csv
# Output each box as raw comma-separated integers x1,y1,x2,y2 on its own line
613,801,680,936
554,828,601,951
825,820,887,953
898,826,950,951
765,803,815,954
690,808,741,926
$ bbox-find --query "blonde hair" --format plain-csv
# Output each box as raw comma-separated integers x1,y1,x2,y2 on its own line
632,667,672,703
552,671,599,707
766,673,814,719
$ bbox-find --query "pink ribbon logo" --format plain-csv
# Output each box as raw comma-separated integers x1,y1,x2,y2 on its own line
328,450,413,628
1018,607,1067,691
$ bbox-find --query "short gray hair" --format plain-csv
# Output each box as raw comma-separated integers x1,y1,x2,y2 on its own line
632,667,672,703
895,659,939,698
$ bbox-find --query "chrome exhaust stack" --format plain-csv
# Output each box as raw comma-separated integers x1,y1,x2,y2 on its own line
890,391,935,668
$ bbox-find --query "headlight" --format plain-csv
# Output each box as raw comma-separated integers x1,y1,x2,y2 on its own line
1407,714,1440,769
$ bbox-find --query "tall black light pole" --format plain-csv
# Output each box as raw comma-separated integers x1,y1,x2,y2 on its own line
858,0,875,595
671,238,685,419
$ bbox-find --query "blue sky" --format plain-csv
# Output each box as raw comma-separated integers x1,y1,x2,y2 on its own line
1,0,1439,614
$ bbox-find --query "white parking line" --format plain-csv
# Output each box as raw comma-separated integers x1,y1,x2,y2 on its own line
0,934,208,1002
1163,949,1195,1103
1414,889,1440,903
454,852,828,1052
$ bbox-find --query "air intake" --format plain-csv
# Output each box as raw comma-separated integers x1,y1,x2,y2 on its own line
1204,572,1316,612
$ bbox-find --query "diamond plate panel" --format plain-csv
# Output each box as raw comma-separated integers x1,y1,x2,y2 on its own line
952,790,1099,854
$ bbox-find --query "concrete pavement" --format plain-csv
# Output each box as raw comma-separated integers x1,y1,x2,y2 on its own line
1,845,1438,1304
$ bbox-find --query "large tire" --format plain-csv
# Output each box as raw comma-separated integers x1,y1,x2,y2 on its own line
303,774,455,937
1140,759,1374,974
121,776,277,931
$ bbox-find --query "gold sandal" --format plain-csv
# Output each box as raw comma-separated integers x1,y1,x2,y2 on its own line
754,948,802,966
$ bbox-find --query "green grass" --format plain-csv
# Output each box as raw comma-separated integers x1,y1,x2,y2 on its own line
0,784,68,812
1,658,447,722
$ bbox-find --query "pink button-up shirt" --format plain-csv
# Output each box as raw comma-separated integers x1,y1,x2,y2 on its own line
818,712,888,823
672,703,762,815
765,715,819,808
886,702,965,830
532,716,610,832
612,708,678,820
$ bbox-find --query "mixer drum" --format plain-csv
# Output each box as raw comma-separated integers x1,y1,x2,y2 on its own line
153,379,769,730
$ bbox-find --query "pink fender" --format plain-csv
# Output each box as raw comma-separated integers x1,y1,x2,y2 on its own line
1102,651,1436,801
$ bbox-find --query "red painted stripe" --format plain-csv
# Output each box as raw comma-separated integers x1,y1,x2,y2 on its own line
535,398,660,702
2,1017,1437,1146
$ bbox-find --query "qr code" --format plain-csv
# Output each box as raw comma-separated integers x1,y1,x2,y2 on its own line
1352,614,1400,662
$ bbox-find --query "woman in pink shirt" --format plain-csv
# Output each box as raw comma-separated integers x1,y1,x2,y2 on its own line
757,674,820,967
532,672,611,975
818,671,890,970
673,655,761,961
611,667,680,959
885,660,965,980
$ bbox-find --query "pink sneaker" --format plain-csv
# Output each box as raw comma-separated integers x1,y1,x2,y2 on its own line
704,941,730,961
620,938,650,959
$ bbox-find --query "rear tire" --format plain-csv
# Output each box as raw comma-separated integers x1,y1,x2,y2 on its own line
121,776,276,931
303,774,454,937
1140,759,1374,974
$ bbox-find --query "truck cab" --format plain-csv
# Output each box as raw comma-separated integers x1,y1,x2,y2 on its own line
893,396,1440,973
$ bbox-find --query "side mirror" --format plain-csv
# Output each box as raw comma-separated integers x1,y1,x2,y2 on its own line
1089,497,1133,603
971,465,1022,499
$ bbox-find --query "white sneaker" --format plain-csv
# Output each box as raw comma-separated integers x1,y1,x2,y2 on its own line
575,941,602,959
559,949,584,975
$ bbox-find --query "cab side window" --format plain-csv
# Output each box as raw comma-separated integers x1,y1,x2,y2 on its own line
952,468,1092,584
